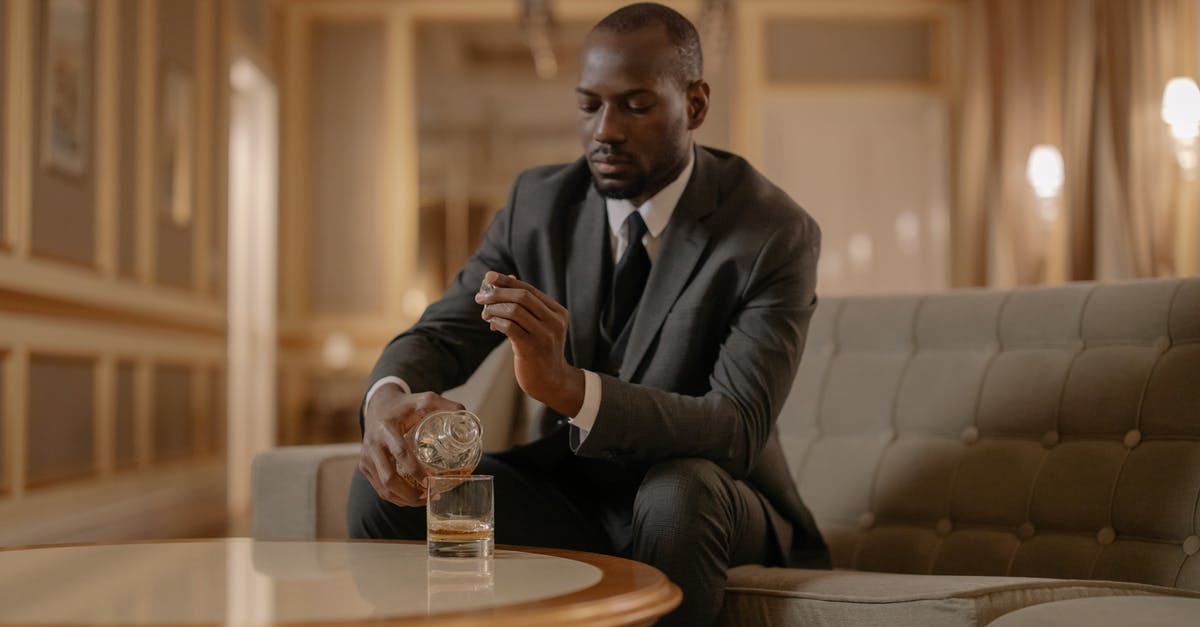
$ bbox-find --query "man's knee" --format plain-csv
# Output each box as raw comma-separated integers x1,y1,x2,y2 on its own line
633,458,735,535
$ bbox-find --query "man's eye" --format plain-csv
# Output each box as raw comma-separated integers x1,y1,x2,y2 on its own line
578,102,600,113
626,102,653,113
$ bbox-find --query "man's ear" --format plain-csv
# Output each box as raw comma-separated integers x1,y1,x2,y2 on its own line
686,80,710,130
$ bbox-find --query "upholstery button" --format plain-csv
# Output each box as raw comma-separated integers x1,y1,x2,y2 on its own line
1041,430,1060,448
961,426,980,445
878,428,896,444
1123,429,1142,449
1098,527,1117,546
1018,522,1036,540
1184,536,1200,556
1154,336,1171,352
936,518,953,537
858,512,876,530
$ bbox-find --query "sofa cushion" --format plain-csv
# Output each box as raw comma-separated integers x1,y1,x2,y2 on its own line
779,278,1200,591
985,595,1200,627
718,566,1200,627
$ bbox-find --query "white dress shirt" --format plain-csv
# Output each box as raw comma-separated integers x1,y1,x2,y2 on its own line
366,149,697,439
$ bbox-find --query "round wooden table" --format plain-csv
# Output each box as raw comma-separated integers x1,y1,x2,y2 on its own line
0,538,681,626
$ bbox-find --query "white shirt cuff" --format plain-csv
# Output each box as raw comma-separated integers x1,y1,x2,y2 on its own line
365,376,410,413
567,370,602,434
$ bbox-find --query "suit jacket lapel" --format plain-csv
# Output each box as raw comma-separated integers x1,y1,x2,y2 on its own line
565,184,608,371
620,148,717,380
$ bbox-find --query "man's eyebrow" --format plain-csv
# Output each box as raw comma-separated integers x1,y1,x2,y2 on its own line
574,87,654,98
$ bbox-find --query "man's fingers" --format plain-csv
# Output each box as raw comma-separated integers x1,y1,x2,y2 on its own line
480,301,540,334
489,316,530,338
480,272,566,317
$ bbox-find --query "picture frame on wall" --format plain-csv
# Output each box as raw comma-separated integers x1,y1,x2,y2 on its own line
160,67,194,228
39,0,92,178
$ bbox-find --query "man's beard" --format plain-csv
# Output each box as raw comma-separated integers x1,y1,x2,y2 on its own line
592,174,647,200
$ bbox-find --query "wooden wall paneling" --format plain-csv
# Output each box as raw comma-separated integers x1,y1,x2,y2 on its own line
3,347,27,498
95,354,115,477
194,0,215,297
155,0,197,290
117,0,139,278
0,0,7,247
152,362,194,462
135,0,157,285
0,351,6,495
94,0,118,277
5,0,32,258
212,0,233,303
115,360,136,469
134,358,152,469
208,365,226,455
279,5,311,325
27,354,97,488
29,0,98,267
310,19,385,315
382,8,415,321
192,366,210,455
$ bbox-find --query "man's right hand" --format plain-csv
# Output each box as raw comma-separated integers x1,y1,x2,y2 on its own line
359,386,465,507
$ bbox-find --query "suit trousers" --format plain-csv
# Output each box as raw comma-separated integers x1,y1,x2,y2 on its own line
347,451,784,626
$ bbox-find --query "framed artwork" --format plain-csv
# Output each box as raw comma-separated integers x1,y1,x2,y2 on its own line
160,67,194,228
39,0,91,177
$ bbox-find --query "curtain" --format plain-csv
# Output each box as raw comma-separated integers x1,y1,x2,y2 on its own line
1097,0,1196,277
957,0,1196,284
958,0,1096,287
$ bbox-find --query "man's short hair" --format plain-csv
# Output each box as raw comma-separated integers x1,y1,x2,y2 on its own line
593,2,703,86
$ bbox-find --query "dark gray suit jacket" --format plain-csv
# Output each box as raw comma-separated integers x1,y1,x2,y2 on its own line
367,146,829,568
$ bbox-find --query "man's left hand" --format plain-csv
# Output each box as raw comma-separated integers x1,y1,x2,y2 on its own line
476,271,585,417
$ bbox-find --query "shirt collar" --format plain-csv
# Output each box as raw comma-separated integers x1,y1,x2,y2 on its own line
604,147,696,239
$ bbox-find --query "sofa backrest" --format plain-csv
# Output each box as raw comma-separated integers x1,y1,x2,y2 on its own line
778,278,1200,590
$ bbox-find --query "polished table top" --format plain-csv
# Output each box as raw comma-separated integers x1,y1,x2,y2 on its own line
0,538,681,626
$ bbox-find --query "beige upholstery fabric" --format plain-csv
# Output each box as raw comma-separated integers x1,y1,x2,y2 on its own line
720,566,1199,627
782,278,1200,590
986,595,1200,626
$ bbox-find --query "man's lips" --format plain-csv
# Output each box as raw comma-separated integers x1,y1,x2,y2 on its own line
591,156,633,175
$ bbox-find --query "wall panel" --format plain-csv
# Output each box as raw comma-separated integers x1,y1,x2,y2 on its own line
765,19,934,84
117,0,138,278
30,0,98,266
0,0,7,244
0,356,5,493
309,21,384,313
28,355,96,487
155,0,196,290
153,364,193,461
115,360,135,468
209,366,225,454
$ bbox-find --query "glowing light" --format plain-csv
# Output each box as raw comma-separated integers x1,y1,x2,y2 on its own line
322,332,354,370
848,233,874,269
1162,77,1200,140
894,212,921,256
1026,145,1065,200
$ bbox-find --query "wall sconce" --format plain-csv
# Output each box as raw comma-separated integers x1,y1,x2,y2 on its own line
1026,144,1065,224
1162,77,1200,177
322,332,354,371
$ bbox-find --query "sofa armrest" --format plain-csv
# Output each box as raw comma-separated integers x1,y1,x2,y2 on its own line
251,443,361,539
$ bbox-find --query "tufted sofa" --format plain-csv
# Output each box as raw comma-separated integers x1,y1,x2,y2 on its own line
253,278,1200,625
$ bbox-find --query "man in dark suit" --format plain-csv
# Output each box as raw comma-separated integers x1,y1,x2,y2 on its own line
348,3,828,624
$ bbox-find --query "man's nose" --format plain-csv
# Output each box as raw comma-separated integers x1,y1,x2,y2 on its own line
593,105,625,144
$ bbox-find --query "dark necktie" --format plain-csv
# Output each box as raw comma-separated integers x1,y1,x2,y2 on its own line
604,212,651,340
